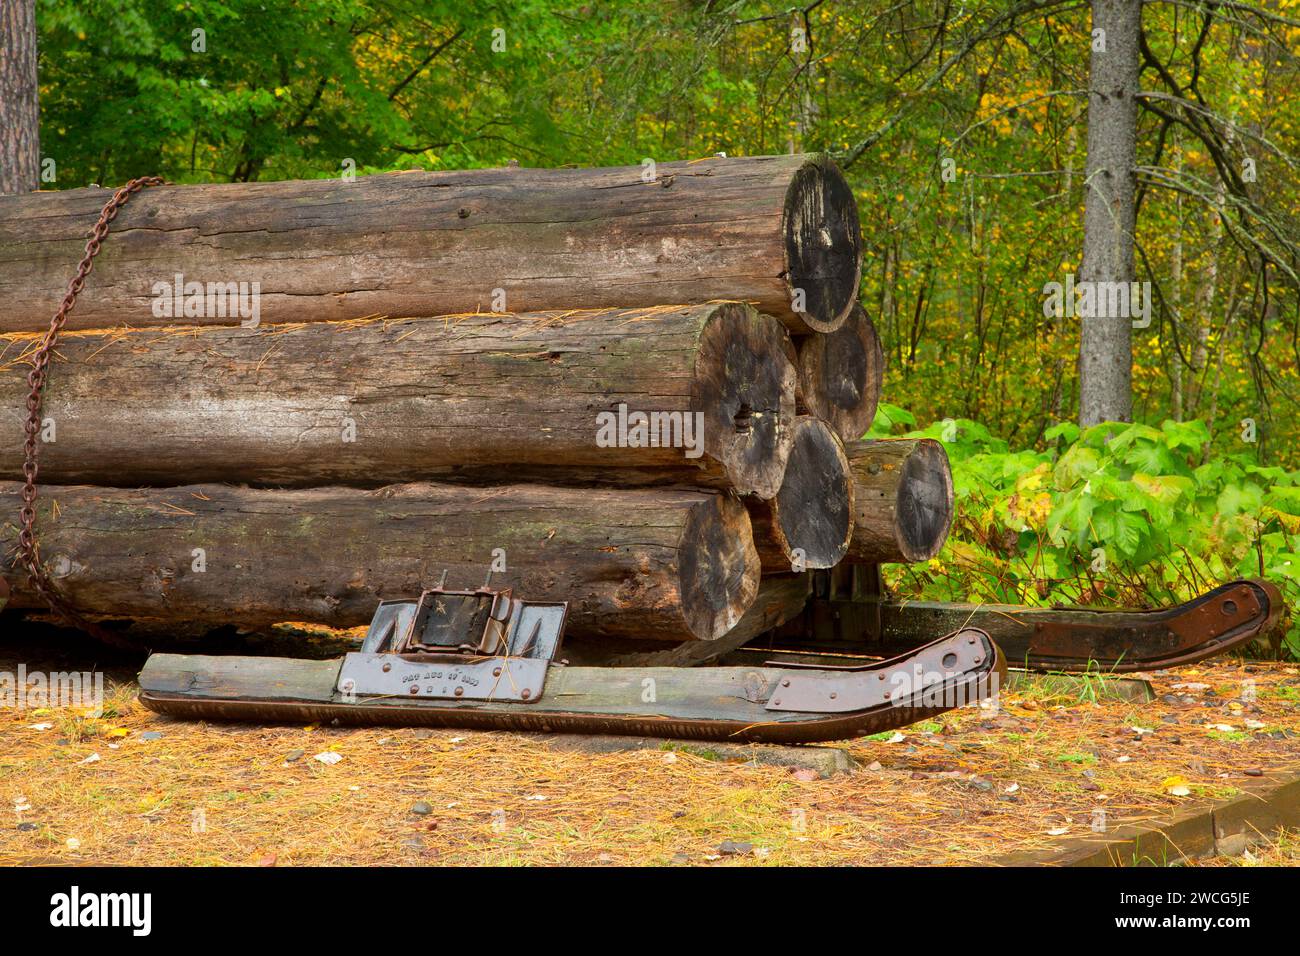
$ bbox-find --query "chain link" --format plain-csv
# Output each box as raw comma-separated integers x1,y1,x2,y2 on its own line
17,176,166,648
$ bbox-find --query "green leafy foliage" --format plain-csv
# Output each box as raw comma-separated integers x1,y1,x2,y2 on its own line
878,410,1300,659
32,2,1300,467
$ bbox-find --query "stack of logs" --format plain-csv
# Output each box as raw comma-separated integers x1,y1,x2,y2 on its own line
0,154,953,655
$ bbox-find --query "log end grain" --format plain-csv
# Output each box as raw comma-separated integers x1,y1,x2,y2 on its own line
895,439,954,562
749,417,854,572
694,302,798,499
797,303,883,442
845,438,953,564
676,492,762,641
782,155,863,333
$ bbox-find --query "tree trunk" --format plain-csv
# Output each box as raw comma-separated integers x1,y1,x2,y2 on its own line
843,439,952,563
0,481,761,643
0,154,861,335
747,417,854,572
0,302,797,497
795,303,883,442
1077,0,1141,427
0,0,40,196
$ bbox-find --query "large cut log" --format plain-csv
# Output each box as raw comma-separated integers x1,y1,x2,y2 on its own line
0,303,796,497
563,573,813,667
0,482,760,644
844,439,952,563
0,154,862,335
747,417,854,572
796,304,884,442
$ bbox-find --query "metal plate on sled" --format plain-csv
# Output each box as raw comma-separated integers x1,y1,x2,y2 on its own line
360,601,418,653
507,602,567,660
765,629,990,713
337,653,549,703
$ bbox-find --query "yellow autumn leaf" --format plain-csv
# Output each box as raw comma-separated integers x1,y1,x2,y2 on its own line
1263,506,1300,534
1016,466,1046,493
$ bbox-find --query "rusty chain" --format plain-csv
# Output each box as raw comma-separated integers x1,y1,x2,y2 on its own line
17,176,167,649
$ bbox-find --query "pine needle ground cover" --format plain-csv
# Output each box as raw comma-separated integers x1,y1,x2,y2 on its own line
3,634,1298,866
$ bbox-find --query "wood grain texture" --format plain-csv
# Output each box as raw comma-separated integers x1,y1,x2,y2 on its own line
0,154,860,334
0,481,760,643
567,573,812,667
0,302,797,496
843,439,952,564
747,417,853,572
796,304,883,442
135,653,805,723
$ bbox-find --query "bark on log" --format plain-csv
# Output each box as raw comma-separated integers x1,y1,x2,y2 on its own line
0,482,760,643
0,154,861,335
0,303,797,497
747,417,853,572
796,304,883,442
844,439,952,563
586,573,813,667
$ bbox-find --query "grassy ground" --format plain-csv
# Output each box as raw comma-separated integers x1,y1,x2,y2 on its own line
1194,829,1300,866
2,628,1299,866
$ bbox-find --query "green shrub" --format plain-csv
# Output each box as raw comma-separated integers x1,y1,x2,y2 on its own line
871,405,1300,659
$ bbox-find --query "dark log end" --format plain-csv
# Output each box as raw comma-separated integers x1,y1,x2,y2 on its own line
844,439,954,564
797,304,883,442
676,492,761,641
769,417,854,570
895,439,953,562
783,155,862,333
694,303,797,498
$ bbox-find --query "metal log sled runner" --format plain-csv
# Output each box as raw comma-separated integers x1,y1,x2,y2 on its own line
739,566,1284,676
137,579,1007,744
0,158,1285,745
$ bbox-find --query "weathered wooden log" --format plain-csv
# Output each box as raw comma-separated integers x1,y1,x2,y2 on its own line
0,482,760,643
747,417,854,572
796,304,884,442
563,573,813,667
0,303,797,497
0,154,861,335
844,439,952,563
